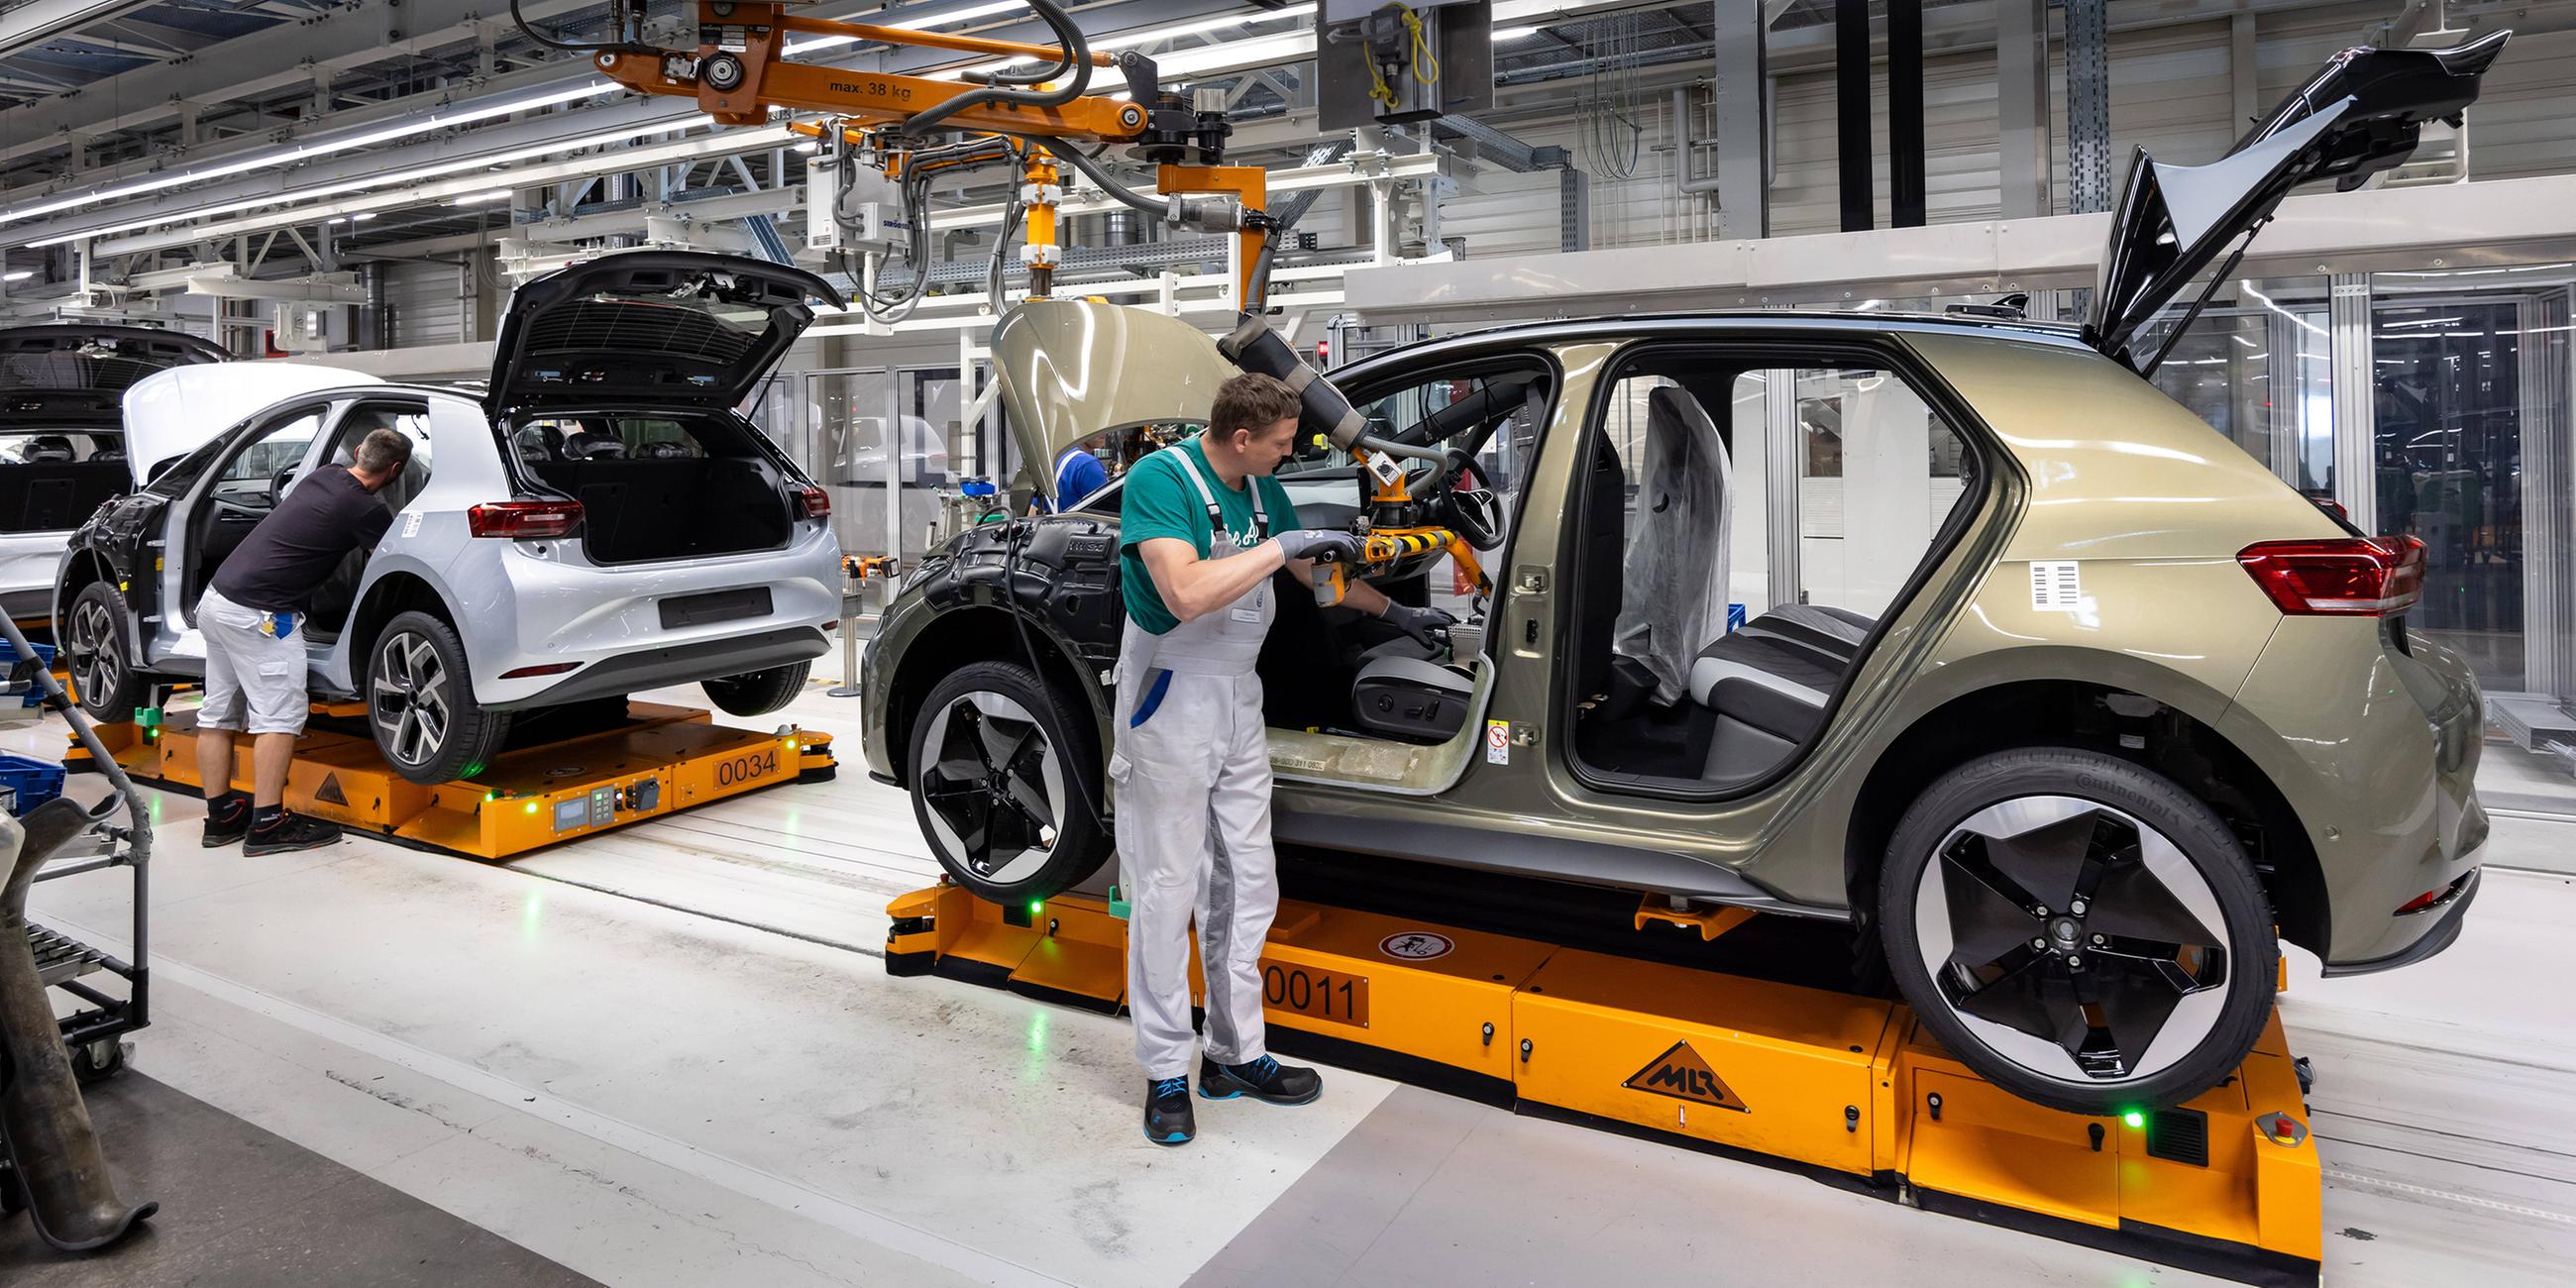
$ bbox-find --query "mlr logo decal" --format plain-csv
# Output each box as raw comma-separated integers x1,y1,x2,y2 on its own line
1623,1041,1749,1112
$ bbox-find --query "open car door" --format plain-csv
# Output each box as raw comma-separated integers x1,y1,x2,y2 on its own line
2087,32,2512,369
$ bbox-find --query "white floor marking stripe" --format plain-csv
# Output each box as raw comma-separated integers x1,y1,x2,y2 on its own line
48,914,1069,1288
2322,1168,2576,1227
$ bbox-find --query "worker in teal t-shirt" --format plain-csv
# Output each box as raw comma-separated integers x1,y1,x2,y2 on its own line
1112,373,1453,1147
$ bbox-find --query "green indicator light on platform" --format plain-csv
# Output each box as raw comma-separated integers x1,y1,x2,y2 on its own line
1027,900,1043,916
2123,1111,2145,1128
484,791,498,803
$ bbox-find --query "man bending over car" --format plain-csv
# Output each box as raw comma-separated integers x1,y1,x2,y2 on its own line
196,426,412,856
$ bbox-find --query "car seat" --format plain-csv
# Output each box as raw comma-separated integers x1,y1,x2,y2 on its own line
1686,603,1877,742
1610,385,1733,705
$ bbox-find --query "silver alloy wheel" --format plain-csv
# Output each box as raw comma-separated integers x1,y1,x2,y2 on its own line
65,596,120,708
916,689,1064,887
371,630,453,768
1912,795,2232,1086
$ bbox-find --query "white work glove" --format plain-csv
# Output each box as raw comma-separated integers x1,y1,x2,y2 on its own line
1274,528,1361,564
1380,601,1458,648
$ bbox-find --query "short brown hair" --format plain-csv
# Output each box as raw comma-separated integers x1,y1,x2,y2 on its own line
354,426,413,476
1208,373,1300,443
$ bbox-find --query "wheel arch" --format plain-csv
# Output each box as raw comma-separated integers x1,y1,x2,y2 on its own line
347,571,455,680
53,548,117,622
885,604,1104,780
1843,676,2327,957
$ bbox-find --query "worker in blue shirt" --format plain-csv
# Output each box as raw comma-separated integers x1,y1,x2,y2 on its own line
1051,442,1110,510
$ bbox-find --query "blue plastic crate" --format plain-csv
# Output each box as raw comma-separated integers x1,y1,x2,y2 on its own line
1,637,56,708
0,753,65,815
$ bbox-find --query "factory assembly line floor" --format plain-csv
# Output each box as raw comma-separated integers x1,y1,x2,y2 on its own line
5,653,2574,1287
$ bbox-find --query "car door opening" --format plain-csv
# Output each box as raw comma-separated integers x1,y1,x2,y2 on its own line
1565,348,1986,795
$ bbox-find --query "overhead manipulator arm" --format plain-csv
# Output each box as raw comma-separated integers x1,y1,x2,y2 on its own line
513,0,1276,321
513,1,1485,594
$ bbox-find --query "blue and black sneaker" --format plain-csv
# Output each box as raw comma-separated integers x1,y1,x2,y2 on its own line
1143,1076,1195,1145
1199,1054,1322,1106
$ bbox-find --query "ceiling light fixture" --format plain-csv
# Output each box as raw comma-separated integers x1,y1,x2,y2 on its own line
27,119,717,249
0,80,619,227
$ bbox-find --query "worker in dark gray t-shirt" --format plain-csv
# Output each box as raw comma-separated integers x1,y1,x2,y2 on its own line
196,426,412,857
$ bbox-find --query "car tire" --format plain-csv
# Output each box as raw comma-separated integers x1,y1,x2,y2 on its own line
909,660,1110,905
366,609,511,785
701,662,809,716
61,581,146,723
1877,747,2277,1116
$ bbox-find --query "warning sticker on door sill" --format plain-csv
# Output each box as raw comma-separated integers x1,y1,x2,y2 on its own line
2029,560,2083,610
1485,719,1509,765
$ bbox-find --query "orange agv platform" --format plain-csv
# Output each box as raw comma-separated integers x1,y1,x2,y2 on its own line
888,881,2321,1286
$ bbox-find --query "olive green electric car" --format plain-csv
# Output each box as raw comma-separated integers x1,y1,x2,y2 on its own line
859,37,2504,1114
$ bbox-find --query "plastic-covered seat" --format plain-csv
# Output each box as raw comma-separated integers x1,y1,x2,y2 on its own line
1610,385,1732,705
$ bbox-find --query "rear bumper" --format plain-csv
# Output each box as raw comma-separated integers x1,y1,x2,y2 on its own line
2318,862,2479,977
490,625,829,710
439,516,843,707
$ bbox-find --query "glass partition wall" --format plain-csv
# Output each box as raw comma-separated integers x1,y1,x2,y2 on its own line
2137,269,2576,819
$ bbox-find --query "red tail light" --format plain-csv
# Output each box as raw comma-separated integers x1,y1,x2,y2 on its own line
468,499,584,539
2236,535,2424,616
798,485,830,519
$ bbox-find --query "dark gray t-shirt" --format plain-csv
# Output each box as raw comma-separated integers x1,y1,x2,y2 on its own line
209,469,392,612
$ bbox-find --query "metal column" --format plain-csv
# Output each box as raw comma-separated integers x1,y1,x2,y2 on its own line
2329,273,2378,535
2520,290,2573,702
2065,0,2112,215
1834,0,1873,232
1996,0,2052,220
1712,0,1770,240
1766,369,1804,605
1887,0,1925,228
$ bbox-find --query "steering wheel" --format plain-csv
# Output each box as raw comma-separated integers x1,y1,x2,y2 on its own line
269,464,300,506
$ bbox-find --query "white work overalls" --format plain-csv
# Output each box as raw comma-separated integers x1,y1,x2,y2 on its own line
1110,451,1279,1080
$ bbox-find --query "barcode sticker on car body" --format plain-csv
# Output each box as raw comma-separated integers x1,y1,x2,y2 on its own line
2030,561,2083,610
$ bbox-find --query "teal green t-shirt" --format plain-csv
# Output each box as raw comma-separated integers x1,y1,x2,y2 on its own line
1118,437,1301,635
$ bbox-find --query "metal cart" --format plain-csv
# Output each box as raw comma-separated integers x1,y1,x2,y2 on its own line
0,614,150,1084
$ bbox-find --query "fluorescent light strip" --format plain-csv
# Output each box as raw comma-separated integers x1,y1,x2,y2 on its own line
784,0,1025,54
2,269,32,281
0,80,619,227
30,117,714,248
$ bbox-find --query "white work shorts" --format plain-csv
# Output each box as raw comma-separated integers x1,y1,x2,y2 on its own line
197,588,309,736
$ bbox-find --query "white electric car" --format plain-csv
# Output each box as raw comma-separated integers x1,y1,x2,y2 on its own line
1,324,232,628
54,251,847,783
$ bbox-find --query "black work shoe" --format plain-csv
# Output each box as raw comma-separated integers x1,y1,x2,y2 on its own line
201,796,252,848
1199,1054,1322,1106
1143,1076,1195,1145
244,812,343,857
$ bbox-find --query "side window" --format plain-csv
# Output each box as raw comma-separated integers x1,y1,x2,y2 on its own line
1790,368,1975,618
1338,365,1553,615
219,408,324,484
199,406,328,509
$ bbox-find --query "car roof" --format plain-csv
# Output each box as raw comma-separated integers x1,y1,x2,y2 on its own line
1355,310,2095,374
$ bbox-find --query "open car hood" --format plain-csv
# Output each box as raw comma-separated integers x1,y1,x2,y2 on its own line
993,300,1243,504
123,362,380,486
0,323,230,428
2088,31,2510,366
487,251,844,416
